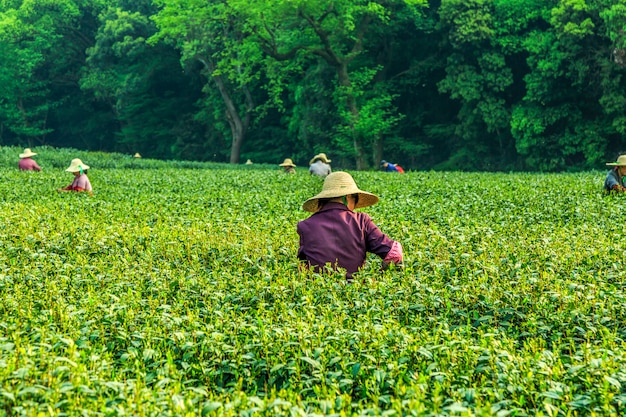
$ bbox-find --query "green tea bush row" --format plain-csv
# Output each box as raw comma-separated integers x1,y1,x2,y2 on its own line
1,147,625,416
0,145,267,170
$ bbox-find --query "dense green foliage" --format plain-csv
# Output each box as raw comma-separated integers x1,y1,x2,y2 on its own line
2,0,626,170
2,147,626,415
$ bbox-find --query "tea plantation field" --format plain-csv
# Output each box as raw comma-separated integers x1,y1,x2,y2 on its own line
1,147,626,416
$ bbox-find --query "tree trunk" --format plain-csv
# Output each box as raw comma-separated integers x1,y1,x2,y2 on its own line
200,58,251,164
373,136,383,168
212,73,246,164
225,109,244,164
336,63,367,170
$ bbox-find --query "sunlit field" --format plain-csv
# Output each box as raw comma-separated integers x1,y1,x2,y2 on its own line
1,146,625,416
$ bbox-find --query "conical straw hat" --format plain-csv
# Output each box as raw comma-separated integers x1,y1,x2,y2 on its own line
606,155,626,166
19,148,37,158
279,158,296,167
302,171,379,212
309,153,331,165
66,158,90,172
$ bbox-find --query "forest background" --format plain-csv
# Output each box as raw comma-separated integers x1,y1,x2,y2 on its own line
2,0,626,171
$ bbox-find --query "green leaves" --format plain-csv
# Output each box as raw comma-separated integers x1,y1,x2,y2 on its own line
439,0,495,47
2,146,626,415
550,0,595,39
0,0,103,144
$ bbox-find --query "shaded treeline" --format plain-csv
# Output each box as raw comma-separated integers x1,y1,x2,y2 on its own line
1,0,626,171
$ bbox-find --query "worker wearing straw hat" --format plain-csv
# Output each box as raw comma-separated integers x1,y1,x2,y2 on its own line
279,158,296,174
18,148,42,171
604,154,626,192
309,153,332,178
57,158,93,195
380,160,401,172
297,171,403,280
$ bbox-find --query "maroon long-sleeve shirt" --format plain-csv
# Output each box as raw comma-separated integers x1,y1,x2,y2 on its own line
18,158,41,171
297,202,395,278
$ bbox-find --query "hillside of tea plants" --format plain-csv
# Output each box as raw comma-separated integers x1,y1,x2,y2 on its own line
1,146,625,416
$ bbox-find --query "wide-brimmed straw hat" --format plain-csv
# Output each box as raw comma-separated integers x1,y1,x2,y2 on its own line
19,148,37,158
245,159,253,165
133,153,142,158
66,158,90,172
302,171,379,212
279,158,296,167
606,155,626,166
309,153,331,165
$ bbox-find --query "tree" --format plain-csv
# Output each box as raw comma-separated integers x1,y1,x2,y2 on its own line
598,1,626,157
81,5,204,158
512,0,624,170
152,0,263,164
0,2,63,145
436,0,539,170
230,0,427,169
0,0,112,148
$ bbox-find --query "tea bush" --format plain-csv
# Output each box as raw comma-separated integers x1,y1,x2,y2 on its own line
1,147,625,416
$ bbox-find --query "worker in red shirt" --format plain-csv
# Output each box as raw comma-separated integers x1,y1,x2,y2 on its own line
18,148,42,171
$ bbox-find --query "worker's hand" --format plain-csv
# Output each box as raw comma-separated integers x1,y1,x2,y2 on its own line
381,261,403,271
612,184,626,192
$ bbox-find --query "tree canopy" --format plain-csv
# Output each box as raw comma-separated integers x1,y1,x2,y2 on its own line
1,0,626,171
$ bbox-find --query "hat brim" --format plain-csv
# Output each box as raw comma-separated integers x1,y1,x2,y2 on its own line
302,190,379,212
606,162,626,166
19,153,37,158
309,156,331,165
279,163,296,167
66,164,90,172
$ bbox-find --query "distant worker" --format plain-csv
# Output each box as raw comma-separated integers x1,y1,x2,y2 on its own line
57,158,93,195
245,159,253,165
380,160,404,173
604,154,626,192
297,171,403,281
309,153,332,178
279,158,296,174
134,153,142,158
18,148,42,171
